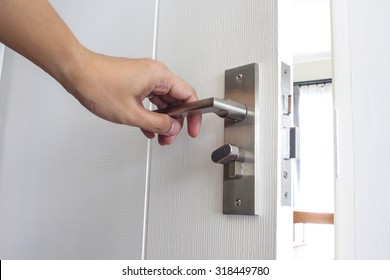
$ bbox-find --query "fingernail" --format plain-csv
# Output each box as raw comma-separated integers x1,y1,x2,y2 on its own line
167,120,180,136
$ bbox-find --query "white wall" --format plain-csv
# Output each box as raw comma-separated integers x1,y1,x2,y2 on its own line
293,58,332,82
332,0,390,259
292,0,332,83
293,0,332,62
0,0,156,259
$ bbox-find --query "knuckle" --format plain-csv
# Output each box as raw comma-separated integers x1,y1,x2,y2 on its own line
143,58,168,72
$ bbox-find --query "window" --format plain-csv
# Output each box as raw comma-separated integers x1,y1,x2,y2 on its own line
293,82,334,260
292,0,334,260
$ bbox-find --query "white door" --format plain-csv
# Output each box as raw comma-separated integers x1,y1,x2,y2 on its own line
332,0,390,259
144,0,293,259
0,0,293,260
0,0,156,259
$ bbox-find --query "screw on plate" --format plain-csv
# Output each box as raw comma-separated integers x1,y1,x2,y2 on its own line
236,73,243,81
235,199,242,207
284,191,288,198
283,171,288,179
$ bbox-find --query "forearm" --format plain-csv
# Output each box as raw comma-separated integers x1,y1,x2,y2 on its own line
0,0,201,145
0,0,86,91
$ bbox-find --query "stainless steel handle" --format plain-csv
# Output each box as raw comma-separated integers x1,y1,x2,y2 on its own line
155,97,247,121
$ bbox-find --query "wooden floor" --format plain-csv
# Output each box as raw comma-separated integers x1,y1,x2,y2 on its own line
293,211,334,224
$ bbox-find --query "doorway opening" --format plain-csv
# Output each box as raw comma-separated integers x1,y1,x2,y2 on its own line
292,0,334,260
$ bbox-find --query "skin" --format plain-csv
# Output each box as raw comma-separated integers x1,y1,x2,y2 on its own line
0,0,201,145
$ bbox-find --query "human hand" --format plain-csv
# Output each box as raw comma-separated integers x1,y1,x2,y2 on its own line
64,52,201,145
1,1,199,145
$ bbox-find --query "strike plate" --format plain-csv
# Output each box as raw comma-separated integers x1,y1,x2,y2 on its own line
223,63,257,215
281,62,292,206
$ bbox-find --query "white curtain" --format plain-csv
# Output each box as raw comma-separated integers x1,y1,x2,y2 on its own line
294,83,334,212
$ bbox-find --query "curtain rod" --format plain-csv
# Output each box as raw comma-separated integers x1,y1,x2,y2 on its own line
293,78,332,87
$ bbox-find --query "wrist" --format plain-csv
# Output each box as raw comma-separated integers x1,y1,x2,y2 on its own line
55,43,92,97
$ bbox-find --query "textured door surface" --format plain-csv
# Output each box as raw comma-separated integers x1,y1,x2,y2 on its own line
144,0,292,259
0,0,156,259
332,0,390,259
0,0,292,260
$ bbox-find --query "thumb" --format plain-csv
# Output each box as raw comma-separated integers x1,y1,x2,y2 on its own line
134,106,181,136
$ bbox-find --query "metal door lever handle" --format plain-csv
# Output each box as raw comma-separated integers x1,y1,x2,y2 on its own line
155,97,247,121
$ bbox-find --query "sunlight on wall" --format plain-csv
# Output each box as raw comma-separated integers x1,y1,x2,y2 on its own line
293,0,331,61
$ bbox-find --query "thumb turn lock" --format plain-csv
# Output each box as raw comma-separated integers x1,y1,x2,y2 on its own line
212,144,246,180
211,144,245,164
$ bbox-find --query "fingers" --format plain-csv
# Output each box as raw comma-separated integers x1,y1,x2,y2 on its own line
140,113,200,145
133,105,181,140
142,66,201,144
159,75,201,139
141,129,155,139
148,95,168,108
150,67,199,104
133,60,202,145
187,114,202,138
136,102,199,145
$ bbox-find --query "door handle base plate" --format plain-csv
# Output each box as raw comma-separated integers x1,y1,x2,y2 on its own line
223,63,258,215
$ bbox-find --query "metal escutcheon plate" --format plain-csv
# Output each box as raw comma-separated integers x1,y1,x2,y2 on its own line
223,63,258,215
